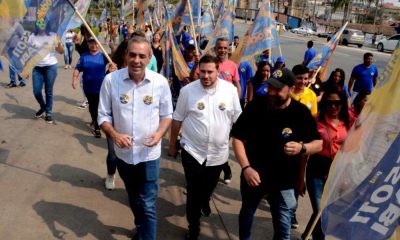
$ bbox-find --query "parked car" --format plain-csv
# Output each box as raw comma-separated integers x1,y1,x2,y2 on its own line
317,32,334,38
327,29,365,48
377,34,400,52
291,27,315,35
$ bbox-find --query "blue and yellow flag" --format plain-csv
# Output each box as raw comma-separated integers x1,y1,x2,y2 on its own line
307,22,348,80
200,5,214,37
319,46,400,240
164,3,190,81
230,0,279,69
214,0,225,23
1,0,75,77
204,5,235,53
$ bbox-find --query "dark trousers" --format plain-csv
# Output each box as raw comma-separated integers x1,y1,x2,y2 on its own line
116,158,160,240
84,92,100,130
106,137,117,175
222,161,232,178
181,149,224,237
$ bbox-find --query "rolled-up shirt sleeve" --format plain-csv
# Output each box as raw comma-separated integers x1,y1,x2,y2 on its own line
98,73,113,126
159,77,173,119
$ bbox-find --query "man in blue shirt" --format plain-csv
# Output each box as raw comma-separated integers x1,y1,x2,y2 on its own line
238,61,254,109
348,52,378,101
303,40,316,66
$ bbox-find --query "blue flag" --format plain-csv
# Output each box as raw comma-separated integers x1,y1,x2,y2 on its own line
200,5,214,37
1,0,75,77
0,59,3,72
204,6,235,53
231,0,279,70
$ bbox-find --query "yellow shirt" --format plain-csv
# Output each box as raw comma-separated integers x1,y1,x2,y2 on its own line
291,87,318,116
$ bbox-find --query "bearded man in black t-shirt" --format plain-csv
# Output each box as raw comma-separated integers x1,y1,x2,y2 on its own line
231,68,323,240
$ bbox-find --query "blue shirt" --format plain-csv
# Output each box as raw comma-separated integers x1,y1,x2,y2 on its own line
238,61,254,99
351,64,378,93
76,52,108,94
303,47,316,66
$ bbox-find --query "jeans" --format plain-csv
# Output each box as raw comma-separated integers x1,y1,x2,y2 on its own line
9,65,26,85
302,175,325,240
116,158,159,240
106,137,117,175
84,92,100,130
32,64,58,116
239,174,296,240
64,42,74,65
181,149,224,237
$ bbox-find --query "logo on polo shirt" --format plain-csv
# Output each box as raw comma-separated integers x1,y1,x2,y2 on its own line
273,70,283,78
197,101,205,110
282,127,293,138
240,68,246,72
120,94,129,104
371,72,374,76
218,102,226,111
143,95,153,105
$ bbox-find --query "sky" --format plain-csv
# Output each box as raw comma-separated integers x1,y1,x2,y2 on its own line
384,0,400,7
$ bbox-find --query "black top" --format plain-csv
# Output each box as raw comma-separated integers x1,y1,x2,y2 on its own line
75,39,89,55
231,97,321,190
152,44,163,73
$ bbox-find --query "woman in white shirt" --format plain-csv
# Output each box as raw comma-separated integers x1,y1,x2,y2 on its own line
63,29,75,69
32,22,64,123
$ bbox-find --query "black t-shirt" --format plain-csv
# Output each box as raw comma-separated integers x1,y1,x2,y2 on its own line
231,97,321,190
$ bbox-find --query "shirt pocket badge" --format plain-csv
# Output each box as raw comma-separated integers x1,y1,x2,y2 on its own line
197,101,205,110
143,95,153,105
120,94,129,104
218,102,226,111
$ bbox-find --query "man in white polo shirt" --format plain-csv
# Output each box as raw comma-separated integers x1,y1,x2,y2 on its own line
168,55,242,240
98,35,173,240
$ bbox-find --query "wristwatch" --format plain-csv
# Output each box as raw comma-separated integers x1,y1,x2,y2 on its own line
300,143,307,154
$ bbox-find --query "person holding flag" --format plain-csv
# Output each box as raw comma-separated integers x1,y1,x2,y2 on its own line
31,22,65,124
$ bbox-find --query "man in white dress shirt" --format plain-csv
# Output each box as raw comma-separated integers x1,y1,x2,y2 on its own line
98,35,173,240
168,55,242,240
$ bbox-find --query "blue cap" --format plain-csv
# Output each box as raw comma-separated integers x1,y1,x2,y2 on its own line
276,56,285,63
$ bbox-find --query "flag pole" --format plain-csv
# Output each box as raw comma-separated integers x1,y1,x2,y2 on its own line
66,0,113,63
187,0,200,55
132,0,135,26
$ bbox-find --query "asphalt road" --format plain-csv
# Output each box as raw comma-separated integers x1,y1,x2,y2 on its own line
0,22,392,240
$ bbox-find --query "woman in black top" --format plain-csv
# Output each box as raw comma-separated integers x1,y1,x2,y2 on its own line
151,32,163,73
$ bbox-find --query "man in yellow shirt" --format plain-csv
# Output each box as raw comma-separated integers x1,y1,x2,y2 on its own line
289,64,318,229
291,64,318,116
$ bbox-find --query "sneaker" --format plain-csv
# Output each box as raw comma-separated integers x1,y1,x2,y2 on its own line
78,101,88,109
45,116,53,124
35,109,45,118
291,214,299,229
6,83,17,88
19,82,26,87
94,129,101,138
64,65,68,69
201,201,211,217
224,173,232,184
105,174,115,190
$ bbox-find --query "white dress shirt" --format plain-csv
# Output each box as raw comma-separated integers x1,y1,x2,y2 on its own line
98,68,173,165
173,79,242,166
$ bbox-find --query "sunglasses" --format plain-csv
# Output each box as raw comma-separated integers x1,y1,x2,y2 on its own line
326,100,342,106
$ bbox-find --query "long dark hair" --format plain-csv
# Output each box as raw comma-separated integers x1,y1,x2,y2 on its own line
252,61,272,86
352,91,370,114
326,68,346,87
319,85,350,129
111,39,128,69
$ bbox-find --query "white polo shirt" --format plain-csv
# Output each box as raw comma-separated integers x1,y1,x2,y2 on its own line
173,79,242,166
98,68,173,165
